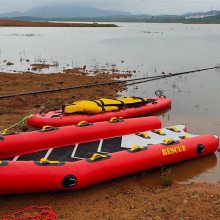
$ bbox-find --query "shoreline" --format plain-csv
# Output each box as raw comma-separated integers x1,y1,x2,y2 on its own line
0,19,118,27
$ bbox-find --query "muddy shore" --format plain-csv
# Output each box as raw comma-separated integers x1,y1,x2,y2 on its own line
0,68,220,219
0,19,117,27
0,67,128,131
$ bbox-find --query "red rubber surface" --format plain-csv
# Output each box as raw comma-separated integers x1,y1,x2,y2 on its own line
0,134,218,194
0,117,161,159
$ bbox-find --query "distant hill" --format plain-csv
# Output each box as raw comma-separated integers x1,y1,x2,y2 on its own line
1,6,220,24
0,5,132,18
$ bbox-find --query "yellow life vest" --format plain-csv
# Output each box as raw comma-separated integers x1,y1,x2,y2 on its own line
63,97,149,114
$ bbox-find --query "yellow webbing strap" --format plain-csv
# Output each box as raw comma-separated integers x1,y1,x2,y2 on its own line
41,125,55,132
153,129,165,135
77,121,89,127
1,129,8,135
89,153,107,161
39,158,60,165
130,144,144,152
163,138,176,145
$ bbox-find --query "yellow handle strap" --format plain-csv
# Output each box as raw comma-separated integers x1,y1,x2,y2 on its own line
142,133,149,138
136,132,150,139
163,138,175,145
130,144,144,152
168,127,180,132
172,127,179,132
109,117,123,123
89,153,107,161
153,129,165,135
41,125,55,132
180,135,189,139
77,121,89,127
39,158,60,165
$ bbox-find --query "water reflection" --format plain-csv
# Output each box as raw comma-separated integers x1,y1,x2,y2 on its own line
132,154,217,186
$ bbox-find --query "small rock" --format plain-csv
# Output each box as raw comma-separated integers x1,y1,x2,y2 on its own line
154,215,161,220
191,195,198,199
6,61,14,66
183,199,188,204
130,205,135,209
213,200,220,204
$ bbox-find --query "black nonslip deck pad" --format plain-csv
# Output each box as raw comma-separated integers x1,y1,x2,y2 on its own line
4,125,194,162
6,136,126,162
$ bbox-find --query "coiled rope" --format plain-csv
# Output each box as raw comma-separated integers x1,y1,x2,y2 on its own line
1,206,57,220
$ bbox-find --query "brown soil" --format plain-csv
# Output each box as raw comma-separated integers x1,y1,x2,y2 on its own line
0,68,220,219
0,19,118,27
1,182,220,220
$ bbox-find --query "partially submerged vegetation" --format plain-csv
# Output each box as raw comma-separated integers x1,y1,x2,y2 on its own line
31,63,58,71
160,167,175,187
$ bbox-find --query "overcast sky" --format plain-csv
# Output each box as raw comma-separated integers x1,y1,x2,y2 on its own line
1,0,220,15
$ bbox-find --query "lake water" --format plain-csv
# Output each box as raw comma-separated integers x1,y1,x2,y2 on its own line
1,22,220,184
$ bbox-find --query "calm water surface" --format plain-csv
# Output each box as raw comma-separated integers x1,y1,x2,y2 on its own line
1,22,220,184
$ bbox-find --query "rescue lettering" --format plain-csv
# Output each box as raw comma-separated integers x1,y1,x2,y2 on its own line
162,145,187,156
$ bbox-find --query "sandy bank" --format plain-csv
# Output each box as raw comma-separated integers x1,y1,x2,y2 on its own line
0,19,118,27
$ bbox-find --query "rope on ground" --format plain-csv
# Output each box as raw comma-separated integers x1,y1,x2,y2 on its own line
0,114,33,135
1,206,57,220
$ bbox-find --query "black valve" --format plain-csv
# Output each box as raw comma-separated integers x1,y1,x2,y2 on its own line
62,174,77,188
197,144,204,154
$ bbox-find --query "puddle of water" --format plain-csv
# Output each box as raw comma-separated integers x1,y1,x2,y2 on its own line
1,22,220,184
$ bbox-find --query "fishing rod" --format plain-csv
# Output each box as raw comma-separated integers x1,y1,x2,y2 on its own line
127,66,219,86
0,75,162,99
0,66,219,99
